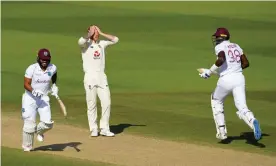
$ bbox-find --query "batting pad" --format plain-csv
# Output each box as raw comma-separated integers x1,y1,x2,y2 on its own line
36,121,54,135
22,131,34,148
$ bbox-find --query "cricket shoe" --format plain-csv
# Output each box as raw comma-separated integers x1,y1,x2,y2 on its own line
216,133,227,140
253,119,262,141
100,130,115,137
22,145,32,152
37,134,44,142
90,130,99,137
216,127,227,140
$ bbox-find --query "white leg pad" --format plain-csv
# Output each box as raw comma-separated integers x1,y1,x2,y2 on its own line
211,95,227,135
22,131,34,149
36,121,54,135
22,120,36,148
236,108,255,129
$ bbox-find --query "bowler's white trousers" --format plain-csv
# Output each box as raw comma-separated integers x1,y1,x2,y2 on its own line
84,72,111,132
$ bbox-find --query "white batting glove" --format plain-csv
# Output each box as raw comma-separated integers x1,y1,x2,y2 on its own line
199,69,211,79
32,89,44,98
51,84,59,97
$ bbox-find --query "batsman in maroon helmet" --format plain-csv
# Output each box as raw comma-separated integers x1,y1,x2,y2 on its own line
21,48,59,152
198,28,262,141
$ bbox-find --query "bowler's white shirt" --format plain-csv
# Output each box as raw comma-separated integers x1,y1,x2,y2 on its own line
215,40,244,77
24,63,57,95
78,37,119,73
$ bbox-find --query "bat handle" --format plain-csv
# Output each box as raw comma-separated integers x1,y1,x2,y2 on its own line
55,94,60,100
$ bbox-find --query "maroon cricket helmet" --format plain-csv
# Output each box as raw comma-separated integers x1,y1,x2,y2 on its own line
212,27,230,45
37,48,51,68
37,48,51,60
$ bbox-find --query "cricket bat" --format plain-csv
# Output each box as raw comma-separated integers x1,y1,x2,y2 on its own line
55,95,67,117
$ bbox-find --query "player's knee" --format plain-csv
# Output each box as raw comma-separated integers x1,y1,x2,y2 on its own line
38,121,54,130
101,99,111,109
23,120,36,133
87,102,97,111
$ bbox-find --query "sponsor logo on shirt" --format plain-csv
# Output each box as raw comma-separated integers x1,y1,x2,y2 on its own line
35,79,51,84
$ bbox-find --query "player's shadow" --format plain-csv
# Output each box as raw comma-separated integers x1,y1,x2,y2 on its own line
219,132,269,148
33,142,82,152
110,123,146,134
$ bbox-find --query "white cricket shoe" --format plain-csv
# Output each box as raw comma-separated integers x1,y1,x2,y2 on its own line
216,127,227,140
100,130,115,137
22,145,32,152
90,130,99,137
37,134,44,142
216,133,227,140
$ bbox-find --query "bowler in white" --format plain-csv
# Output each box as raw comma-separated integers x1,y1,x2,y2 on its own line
78,25,119,137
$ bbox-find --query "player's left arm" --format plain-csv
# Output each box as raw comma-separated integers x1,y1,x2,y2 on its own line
51,67,59,96
95,26,119,47
51,72,57,84
240,54,249,69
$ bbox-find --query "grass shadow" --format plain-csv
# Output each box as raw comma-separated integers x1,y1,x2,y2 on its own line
110,123,146,134
219,132,269,148
33,142,82,152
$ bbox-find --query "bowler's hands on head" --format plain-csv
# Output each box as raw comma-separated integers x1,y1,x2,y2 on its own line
94,26,102,35
87,25,96,38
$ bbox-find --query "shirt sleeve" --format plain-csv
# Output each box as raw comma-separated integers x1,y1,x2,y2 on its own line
78,37,89,47
24,65,35,79
100,37,119,48
236,44,244,55
214,44,224,56
52,64,57,74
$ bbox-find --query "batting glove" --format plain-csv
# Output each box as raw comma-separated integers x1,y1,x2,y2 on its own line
51,84,59,97
199,69,211,79
32,89,44,98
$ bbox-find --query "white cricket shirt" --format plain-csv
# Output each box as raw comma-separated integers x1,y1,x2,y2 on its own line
24,63,57,95
215,40,244,77
78,37,119,73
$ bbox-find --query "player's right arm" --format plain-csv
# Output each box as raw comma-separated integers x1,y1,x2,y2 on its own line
240,54,249,69
78,26,95,48
24,65,34,92
24,77,33,92
24,65,43,97
208,45,226,74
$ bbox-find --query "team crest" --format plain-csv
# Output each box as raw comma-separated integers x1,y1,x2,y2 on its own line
44,51,49,56
93,50,101,59
47,72,52,76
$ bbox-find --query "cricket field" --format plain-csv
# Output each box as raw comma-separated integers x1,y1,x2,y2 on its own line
1,1,276,166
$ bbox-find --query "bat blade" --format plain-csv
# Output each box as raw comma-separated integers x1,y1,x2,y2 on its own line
55,95,67,117
58,99,67,117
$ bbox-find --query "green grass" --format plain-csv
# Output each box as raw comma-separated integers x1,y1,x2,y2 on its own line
2,1,276,157
1,146,116,166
